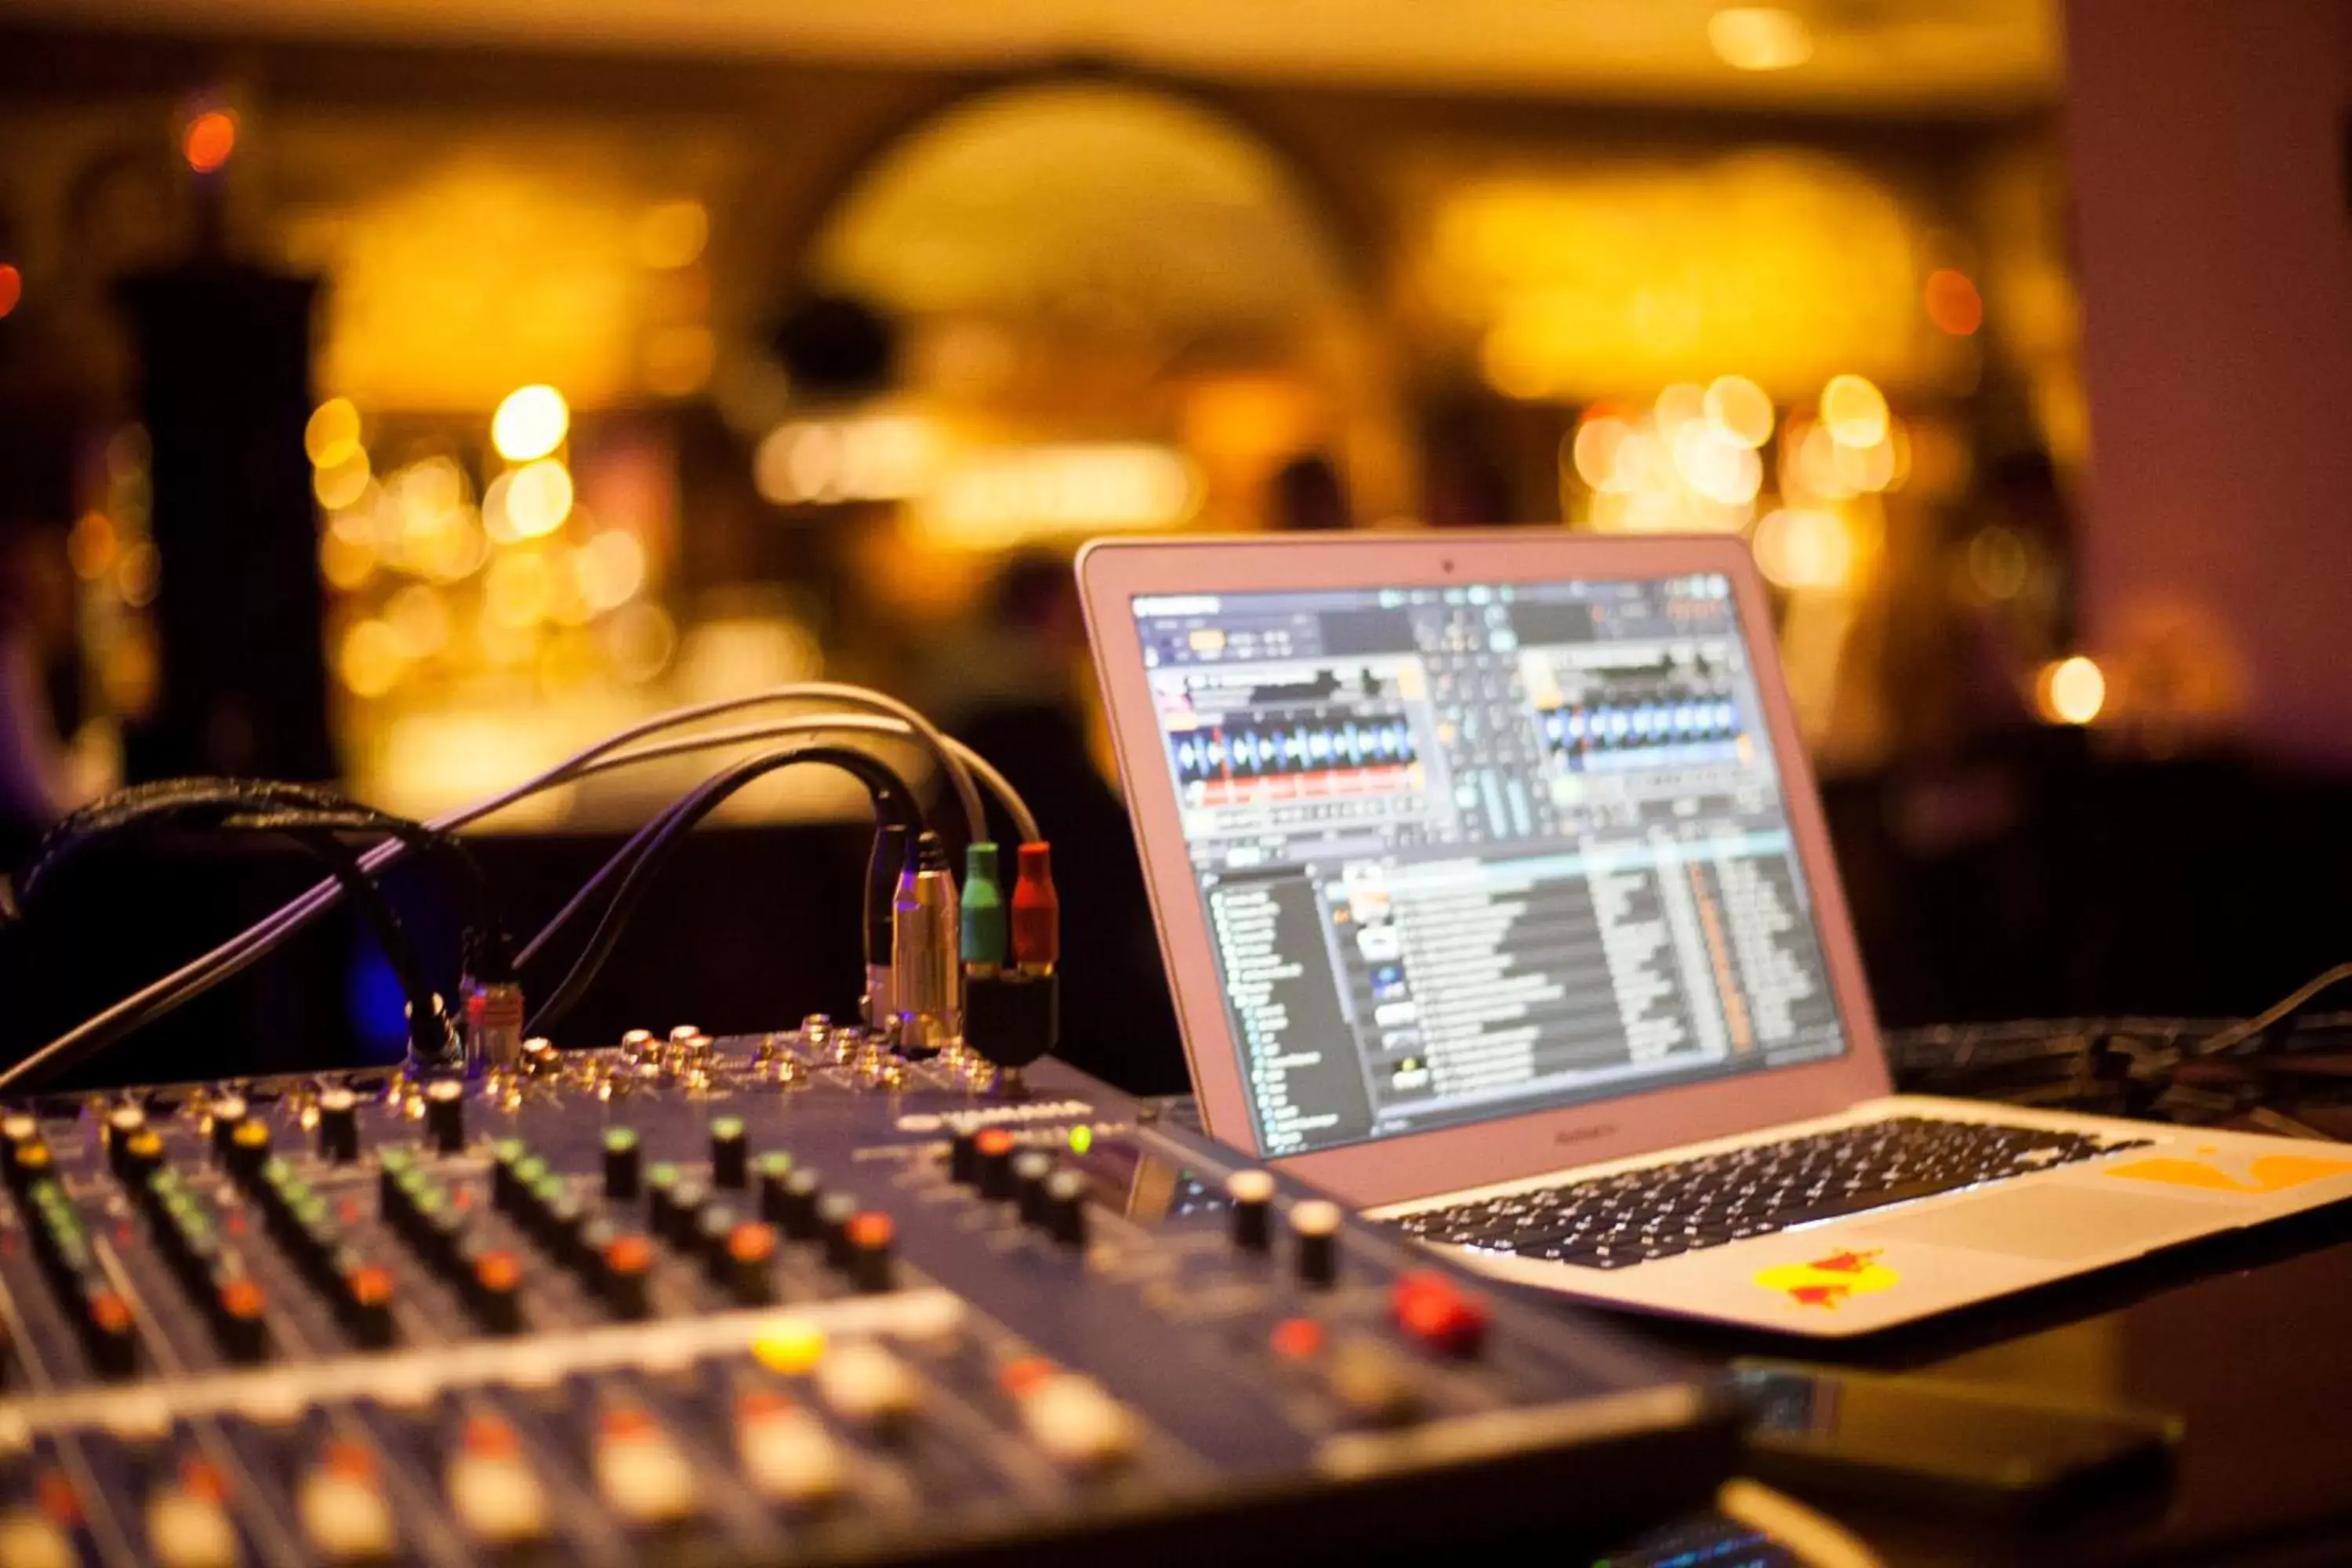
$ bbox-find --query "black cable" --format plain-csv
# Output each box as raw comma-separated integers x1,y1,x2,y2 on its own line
223,804,503,973
1,782,489,1086
13,780,496,946
269,825,450,1065
524,744,921,1036
11,777,350,909
514,742,925,979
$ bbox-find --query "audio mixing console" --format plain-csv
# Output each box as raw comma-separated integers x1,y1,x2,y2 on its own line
0,1025,1732,1566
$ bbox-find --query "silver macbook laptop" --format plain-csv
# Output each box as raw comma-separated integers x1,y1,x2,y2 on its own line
1077,531,2352,1336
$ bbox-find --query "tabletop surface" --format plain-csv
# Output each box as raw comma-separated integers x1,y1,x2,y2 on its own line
1621,1205,2352,1565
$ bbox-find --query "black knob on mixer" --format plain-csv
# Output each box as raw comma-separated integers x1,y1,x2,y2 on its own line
816,1192,860,1268
601,1232,655,1320
696,1204,741,1280
603,1127,641,1200
975,1129,1017,1201
776,1167,823,1241
209,1095,249,1163
227,1119,273,1185
662,1178,708,1251
468,1249,525,1334
1012,1152,1055,1226
1291,1200,1342,1288
844,1211,895,1293
722,1221,778,1305
756,1152,796,1225
423,1079,465,1154
1044,1170,1091,1249
710,1118,748,1189
103,1106,146,1178
645,1162,681,1237
318,1087,361,1163
216,1277,270,1363
341,1263,396,1348
120,1129,165,1186
1227,1170,1276,1253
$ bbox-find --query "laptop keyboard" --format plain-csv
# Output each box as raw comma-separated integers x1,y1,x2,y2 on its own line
1389,1116,2153,1270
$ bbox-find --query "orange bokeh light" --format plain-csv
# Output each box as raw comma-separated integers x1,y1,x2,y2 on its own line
183,111,238,174
0,263,20,318
1923,267,1984,336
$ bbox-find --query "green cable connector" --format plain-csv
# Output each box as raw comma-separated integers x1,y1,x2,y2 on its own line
961,840,1007,967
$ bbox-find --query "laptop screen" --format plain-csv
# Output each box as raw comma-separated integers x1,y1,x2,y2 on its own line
1129,571,1850,1157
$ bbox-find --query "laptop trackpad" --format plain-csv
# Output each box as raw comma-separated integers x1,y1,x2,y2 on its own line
1851,1185,2224,1261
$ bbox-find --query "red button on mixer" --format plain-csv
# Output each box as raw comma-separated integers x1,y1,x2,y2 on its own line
1390,1271,1487,1358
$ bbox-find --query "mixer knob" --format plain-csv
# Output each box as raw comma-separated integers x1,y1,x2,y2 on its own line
661,1179,709,1250
446,1417,550,1547
973,1128,1017,1200
815,1341,919,1430
0,1509,75,1568
775,1167,824,1241
467,1250,525,1334
539,1185,586,1263
299,1443,399,1563
489,1140,528,1210
844,1212,895,1293
506,1156,550,1227
710,1117,749,1188
316,1087,360,1163
1043,1171,1090,1249
423,1079,465,1153
0,1109,36,1156
225,1120,271,1184
601,1126,641,1200
122,1128,166,1185
422,1201,468,1271
601,1232,655,1319
644,1162,682,1239
755,1151,797,1223
1011,1151,1055,1225
621,1028,656,1060
214,1278,270,1363
947,1128,979,1185
722,1221,779,1305
6,1138,52,1191
1225,1170,1276,1252
815,1192,861,1268
87,1288,140,1377
146,1467,241,1568
593,1406,700,1528
341,1264,397,1348
695,1204,742,1279
103,1105,147,1178
1291,1200,1342,1288
1018,1370,1138,1471
207,1095,249,1162
667,1024,701,1044
736,1392,844,1508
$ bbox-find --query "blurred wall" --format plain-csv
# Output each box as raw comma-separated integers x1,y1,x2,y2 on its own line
2065,0,2352,765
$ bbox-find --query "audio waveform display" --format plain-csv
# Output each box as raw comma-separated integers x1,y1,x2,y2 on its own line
1172,715,1420,805
1541,697,1743,772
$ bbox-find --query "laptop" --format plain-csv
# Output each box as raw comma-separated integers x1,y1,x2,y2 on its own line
1076,531,2352,1336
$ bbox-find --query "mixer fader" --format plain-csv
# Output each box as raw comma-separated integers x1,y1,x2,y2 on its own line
0,1025,1730,1566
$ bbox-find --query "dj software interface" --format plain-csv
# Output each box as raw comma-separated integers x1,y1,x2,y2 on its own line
1133,575,1848,1156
